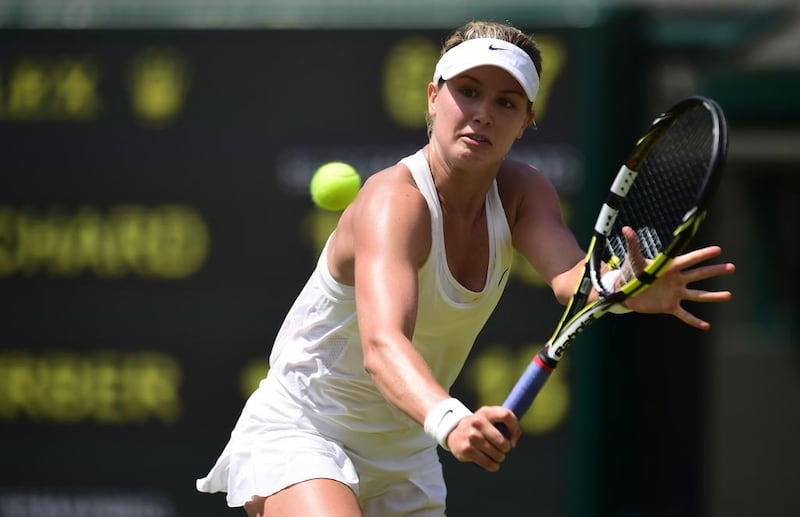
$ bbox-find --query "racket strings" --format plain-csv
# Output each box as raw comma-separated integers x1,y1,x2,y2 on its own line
607,104,716,279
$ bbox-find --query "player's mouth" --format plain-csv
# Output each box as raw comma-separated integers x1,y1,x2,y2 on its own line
461,132,492,146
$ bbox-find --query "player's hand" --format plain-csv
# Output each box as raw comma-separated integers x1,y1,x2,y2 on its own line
620,226,735,329
445,406,521,472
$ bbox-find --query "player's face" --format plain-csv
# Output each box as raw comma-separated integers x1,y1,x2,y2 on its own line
428,65,534,165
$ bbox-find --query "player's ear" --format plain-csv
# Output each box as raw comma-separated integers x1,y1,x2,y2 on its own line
427,82,439,117
518,110,536,138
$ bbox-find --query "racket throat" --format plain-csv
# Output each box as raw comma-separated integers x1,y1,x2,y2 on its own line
546,308,602,361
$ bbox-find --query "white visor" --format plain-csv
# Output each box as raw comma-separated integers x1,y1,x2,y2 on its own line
432,38,539,103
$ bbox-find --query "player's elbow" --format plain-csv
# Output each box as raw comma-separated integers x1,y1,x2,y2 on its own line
361,334,390,378
549,263,583,306
554,290,572,306
550,278,574,306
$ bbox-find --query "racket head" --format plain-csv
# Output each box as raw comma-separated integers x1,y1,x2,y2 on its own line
592,96,728,298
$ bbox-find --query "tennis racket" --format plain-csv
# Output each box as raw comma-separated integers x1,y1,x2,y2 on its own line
501,95,728,422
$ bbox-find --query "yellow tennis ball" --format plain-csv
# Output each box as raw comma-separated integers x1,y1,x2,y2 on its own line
310,161,361,211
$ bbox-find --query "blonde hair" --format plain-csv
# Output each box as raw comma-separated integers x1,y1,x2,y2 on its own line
441,20,543,78
427,20,542,137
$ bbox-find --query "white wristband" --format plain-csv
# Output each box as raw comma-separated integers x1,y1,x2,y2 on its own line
600,270,633,314
423,398,473,451
600,269,622,292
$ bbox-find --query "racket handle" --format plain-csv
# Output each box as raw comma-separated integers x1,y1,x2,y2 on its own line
496,351,556,437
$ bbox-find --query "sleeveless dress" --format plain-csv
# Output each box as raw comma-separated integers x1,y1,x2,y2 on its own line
196,150,514,514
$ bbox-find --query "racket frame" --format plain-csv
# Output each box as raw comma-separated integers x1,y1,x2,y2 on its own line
501,96,728,419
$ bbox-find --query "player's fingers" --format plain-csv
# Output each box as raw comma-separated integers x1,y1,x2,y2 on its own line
622,226,647,274
670,245,723,269
457,433,506,471
477,428,513,469
483,442,508,465
473,449,503,472
497,416,521,449
674,306,711,330
470,425,509,463
684,288,733,304
450,412,514,468
682,262,736,283
479,406,521,449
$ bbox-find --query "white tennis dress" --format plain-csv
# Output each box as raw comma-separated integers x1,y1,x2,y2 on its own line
196,150,514,515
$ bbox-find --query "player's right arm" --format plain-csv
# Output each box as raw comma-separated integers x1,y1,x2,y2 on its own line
341,166,449,426
334,165,518,471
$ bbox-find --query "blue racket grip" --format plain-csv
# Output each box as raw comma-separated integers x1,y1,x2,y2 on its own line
496,352,556,437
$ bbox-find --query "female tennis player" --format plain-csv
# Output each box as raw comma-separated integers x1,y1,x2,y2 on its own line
196,20,735,517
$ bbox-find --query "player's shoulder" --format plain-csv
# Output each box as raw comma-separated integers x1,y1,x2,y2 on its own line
340,161,432,266
349,162,429,219
360,163,427,202
364,162,417,188
498,158,547,185
497,158,557,199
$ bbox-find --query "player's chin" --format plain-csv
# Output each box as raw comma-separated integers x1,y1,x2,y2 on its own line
455,142,506,166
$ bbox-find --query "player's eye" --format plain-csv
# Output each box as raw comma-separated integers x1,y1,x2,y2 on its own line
498,98,517,109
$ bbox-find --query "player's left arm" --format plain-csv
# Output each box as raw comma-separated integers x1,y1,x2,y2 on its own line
500,162,586,305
